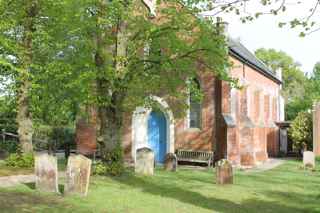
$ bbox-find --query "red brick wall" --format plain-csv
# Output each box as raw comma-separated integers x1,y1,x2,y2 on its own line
121,71,217,161
219,56,281,166
120,55,281,166
175,72,215,152
75,120,97,155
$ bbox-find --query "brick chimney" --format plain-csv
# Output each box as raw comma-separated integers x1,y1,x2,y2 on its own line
216,17,229,37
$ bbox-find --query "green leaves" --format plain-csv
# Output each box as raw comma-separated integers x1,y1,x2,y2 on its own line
288,111,313,151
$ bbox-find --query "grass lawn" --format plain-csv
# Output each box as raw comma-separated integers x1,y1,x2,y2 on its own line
0,166,33,177
0,161,33,177
0,158,67,177
0,159,319,213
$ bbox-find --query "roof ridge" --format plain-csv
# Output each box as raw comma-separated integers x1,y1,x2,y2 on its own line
227,37,281,84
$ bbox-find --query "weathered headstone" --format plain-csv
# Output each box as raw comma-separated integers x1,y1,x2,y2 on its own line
65,154,92,196
35,152,59,193
216,159,233,185
135,147,154,176
303,151,315,169
313,102,320,157
164,153,177,172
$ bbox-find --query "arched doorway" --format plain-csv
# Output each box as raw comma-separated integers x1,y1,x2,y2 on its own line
132,96,175,163
148,111,167,163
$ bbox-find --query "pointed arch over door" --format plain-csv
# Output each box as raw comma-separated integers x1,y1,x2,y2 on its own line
132,96,175,162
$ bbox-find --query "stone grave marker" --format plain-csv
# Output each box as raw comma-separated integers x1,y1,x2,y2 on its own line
303,151,315,169
216,159,233,184
64,154,92,196
313,102,320,156
164,153,177,172
135,147,154,176
35,152,59,193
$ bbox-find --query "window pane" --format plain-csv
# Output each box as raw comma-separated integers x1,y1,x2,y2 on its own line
189,78,201,129
190,101,201,128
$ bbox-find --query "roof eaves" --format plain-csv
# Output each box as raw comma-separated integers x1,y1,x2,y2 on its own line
228,47,282,85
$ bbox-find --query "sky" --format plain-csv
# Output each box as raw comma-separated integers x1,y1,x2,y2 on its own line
204,1,320,74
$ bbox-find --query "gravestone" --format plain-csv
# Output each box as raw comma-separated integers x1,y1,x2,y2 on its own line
135,147,154,176
216,159,233,185
35,152,59,193
303,151,315,169
64,154,92,196
164,153,177,172
313,102,320,156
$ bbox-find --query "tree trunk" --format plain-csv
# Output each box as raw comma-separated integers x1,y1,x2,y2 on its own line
17,79,33,153
101,104,123,154
93,1,128,165
17,0,38,153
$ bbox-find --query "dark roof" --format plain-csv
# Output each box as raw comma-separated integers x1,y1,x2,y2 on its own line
228,38,282,84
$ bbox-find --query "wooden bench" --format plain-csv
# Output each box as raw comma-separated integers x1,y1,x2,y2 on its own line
176,149,214,168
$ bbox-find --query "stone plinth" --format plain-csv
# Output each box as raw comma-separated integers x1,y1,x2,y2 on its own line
303,151,315,169
35,152,59,193
135,147,154,176
64,154,92,196
216,159,233,184
164,153,177,172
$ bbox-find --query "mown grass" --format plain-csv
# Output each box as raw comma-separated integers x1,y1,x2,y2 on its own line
0,159,319,213
0,161,33,176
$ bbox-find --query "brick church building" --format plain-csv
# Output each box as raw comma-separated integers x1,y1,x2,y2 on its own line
118,38,284,167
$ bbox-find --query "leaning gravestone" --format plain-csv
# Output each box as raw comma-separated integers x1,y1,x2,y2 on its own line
35,152,59,193
135,147,154,176
216,159,233,185
164,153,177,172
303,151,315,169
64,154,92,196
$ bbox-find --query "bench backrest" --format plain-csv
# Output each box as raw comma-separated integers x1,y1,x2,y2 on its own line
176,149,213,161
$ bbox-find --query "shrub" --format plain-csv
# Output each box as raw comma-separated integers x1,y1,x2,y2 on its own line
93,159,124,176
93,160,107,175
0,139,19,154
105,160,124,176
95,143,125,176
33,125,75,152
5,153,34,168
288,111,313,152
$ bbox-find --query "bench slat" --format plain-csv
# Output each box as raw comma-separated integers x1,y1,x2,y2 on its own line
176,149,213,167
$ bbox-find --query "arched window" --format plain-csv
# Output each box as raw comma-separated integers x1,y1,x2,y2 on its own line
189,79,202,129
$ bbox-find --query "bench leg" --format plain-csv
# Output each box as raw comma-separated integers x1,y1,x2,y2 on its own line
208,158,212,168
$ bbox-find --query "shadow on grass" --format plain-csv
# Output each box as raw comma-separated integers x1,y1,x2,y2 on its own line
112,172,307,213
24,182,65,193
0,189,70,212
262,190,320,211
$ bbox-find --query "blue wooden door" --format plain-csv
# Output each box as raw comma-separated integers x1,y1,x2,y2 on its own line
148,111,167,163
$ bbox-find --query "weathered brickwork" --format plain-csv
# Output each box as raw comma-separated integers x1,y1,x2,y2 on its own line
175,72,215,152
75,120,97,155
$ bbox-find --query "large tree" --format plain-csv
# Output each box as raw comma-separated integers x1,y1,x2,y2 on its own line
306,62,320,103
0,0,44,153
0,0,68,152
48,0,232,169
